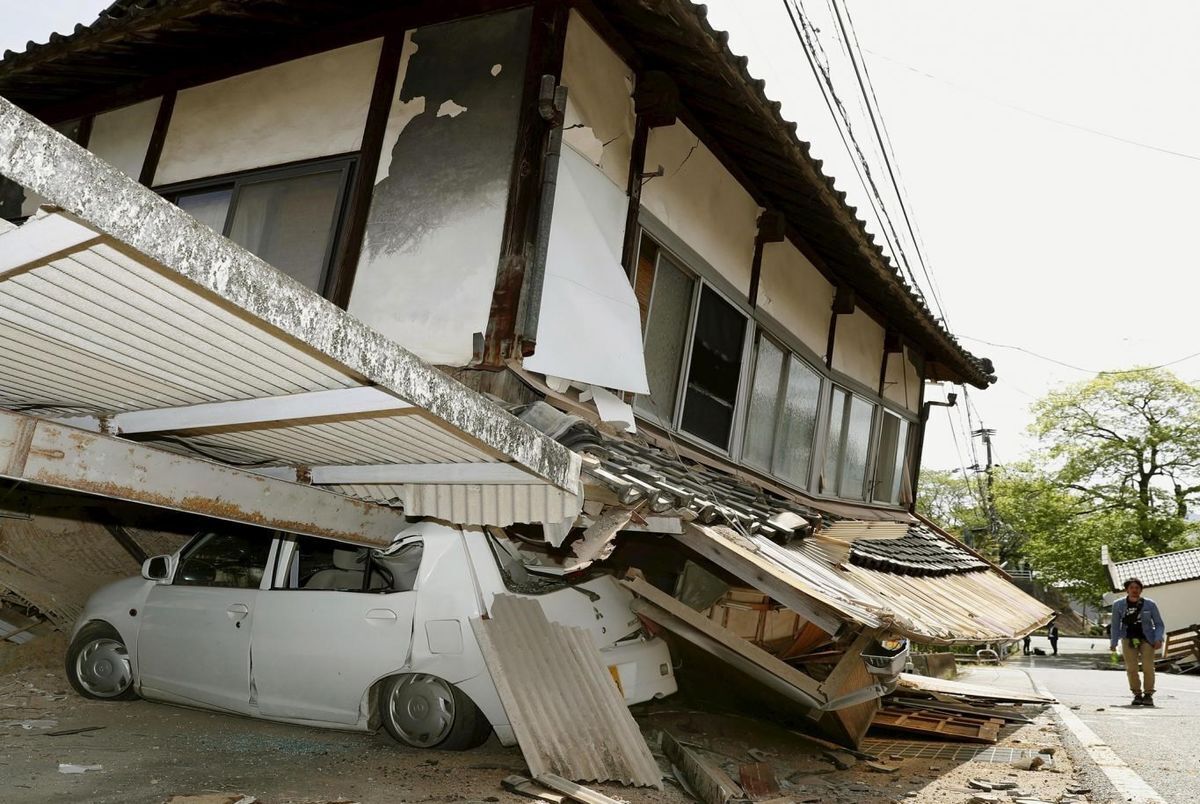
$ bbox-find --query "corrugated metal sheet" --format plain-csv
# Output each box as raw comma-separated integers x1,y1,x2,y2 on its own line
0,202,580,528
1111,547,1200,587
683,524,1052,645
471,594,661,788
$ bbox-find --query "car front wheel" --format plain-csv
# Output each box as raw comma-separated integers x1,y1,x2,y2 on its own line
66,622,138,701
379,673,490,750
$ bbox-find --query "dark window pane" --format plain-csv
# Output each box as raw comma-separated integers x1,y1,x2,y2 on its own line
227,170,344,292
775,356,822,486
177,188,233,234
636,254,693,422
743,336,784,468
176,529,272,589
680,286,746,449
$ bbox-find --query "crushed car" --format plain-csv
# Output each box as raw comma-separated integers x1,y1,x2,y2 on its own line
65,519,677,750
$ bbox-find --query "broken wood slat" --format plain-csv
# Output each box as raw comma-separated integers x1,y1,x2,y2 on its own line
535,774,624,804
888,697,1034,724
502,775,566,803
871,707,1003,744
661,732,742,804
738,761,781,800
895,673,1054,703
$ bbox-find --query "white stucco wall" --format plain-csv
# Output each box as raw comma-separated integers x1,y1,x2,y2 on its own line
757,240,834,357
1142,580,1200,633
346,9,531,366
832,307,885,388
88,98,161,180
155,40,383,185
641,121,760,297
560,11,635,189
882,347,922,413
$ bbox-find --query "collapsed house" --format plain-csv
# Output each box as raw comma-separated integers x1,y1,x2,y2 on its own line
0,0,1051,771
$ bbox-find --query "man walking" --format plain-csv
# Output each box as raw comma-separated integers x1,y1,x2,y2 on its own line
1109,577,1165,707
1047,615,1060,656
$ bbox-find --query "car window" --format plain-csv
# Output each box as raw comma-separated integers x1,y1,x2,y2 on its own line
175,530,273,589
279,535,422,593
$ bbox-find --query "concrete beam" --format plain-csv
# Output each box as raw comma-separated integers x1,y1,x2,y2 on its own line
0,98,581,496
0,409,406,546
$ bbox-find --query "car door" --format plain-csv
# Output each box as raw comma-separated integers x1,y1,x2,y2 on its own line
137,526,275,714
251,535,420,725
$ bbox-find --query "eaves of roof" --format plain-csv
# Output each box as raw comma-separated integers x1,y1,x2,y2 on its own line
0,0,994,388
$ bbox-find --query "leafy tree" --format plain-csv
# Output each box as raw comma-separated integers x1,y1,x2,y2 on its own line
1031,368,1200,554
916,468,985,534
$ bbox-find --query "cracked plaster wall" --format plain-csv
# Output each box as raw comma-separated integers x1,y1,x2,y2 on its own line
641,121,761,297
347,9,531,367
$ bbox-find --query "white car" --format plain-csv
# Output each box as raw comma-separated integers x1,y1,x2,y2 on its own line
66,520,676,750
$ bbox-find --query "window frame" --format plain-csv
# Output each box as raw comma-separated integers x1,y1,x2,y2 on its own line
632,215,921,507
633,234,753,455
155,154,358,299
172,528,277,590
742,330,825,488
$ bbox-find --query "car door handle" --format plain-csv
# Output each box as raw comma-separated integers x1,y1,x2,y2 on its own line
226,603,250,621
365,608,397,623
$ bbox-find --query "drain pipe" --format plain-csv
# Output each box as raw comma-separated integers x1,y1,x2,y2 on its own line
515,75,568,354
909,391,958,513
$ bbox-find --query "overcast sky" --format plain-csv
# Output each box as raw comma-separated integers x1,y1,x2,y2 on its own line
7,1,1197,476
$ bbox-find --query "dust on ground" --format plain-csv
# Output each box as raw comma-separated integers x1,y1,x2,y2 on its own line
2,636,1101,803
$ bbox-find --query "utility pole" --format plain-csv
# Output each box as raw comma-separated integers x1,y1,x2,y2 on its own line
972,426,1000,542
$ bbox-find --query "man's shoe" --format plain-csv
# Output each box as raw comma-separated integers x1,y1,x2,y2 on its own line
1142,693,1155,707
1131,693,1145,706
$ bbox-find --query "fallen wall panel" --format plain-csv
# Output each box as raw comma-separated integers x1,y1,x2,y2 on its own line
471,594,661,788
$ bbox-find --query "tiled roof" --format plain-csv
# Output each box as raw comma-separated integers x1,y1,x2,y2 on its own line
0,0,993,389
1111,547,1200,588
518,403,986,578
849,526,987,576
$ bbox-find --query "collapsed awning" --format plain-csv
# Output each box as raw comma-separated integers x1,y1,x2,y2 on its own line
679,523,1053,645
0,97,581,534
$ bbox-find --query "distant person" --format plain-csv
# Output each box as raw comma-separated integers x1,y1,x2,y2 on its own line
1109,578,1165,707
1047,615,1060,656
1023,633,1032,655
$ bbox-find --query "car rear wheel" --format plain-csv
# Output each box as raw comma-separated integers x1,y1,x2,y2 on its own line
379,673,490,750
66,622,138,701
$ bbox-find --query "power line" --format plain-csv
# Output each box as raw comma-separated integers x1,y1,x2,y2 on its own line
828,0,950,325
781,0,926,299
958,335,1200,376
865,48,1200,164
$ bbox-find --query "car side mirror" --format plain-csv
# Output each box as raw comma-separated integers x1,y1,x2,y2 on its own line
142,555,171,582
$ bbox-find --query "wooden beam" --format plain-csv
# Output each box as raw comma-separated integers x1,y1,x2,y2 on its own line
138,90,174,186
309,462,537,485
480,0,569,367
78,386,412,435
327,32,405,309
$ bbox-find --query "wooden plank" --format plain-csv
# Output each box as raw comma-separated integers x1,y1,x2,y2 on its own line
661,732,741,804
895,673,1053,704
535,774,624,804
738,762,780,801
502,775,566,803
622,576,826,702
889,697,1033,724
871,707,1002,744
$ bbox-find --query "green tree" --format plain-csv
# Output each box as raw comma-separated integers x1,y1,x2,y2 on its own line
916,468,985,534
1031,368,1200,554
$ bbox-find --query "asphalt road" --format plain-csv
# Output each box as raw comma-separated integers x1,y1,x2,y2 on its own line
1013,643,1200,803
